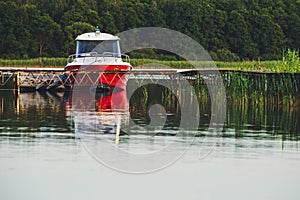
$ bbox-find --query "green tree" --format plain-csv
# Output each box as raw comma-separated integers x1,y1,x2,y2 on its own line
282,0,300,49
64,22,95,55
61,0,100,27
225,9,259,59
37,0,69,22
161,0,203,44
249,8,285,59
31,14,63,57
0,0,299,60
0,2,29,58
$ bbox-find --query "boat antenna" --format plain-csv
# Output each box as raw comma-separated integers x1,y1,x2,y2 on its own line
95,26,101,36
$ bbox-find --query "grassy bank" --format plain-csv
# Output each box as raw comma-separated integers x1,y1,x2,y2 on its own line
131,59,300,72
0,50,299,72
0,57,67,68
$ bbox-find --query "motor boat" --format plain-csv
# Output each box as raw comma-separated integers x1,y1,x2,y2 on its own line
64,27,132,91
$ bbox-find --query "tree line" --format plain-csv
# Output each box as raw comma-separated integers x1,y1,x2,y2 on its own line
0,0,299,61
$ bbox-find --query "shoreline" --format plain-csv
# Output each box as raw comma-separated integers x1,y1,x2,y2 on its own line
0,66,300,74
0,58,299,73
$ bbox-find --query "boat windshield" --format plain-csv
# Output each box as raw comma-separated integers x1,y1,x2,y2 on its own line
76,40,121,57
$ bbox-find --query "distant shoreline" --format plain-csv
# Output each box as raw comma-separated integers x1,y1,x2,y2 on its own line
0,58,299,73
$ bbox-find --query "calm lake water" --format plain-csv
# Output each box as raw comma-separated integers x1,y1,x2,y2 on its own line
0,80,299,200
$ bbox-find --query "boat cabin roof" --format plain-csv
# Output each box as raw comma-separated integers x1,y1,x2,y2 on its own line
76,32,119,41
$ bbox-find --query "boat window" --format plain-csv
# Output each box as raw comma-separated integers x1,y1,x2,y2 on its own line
76,40,121,57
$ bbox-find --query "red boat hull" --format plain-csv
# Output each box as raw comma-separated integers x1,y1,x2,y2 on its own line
65,64,131,90
66,88,128,112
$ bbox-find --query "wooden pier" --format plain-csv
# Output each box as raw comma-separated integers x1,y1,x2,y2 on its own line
1,67,299,95
0,67,202,92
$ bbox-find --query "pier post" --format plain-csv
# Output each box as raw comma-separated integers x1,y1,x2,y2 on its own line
16,72,20,93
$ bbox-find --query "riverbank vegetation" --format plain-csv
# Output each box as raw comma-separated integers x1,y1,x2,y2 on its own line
0,0,299,62
0,49,299,72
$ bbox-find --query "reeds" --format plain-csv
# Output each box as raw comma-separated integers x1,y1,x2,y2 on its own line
0,51,299,72
0,57,66,68
222,72,300,96
282,49,300,73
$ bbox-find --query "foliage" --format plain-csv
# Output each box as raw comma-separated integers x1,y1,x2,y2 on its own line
214,49,240,62
282,49,300,73
0,0,299,61
1,57,299,73
0,58,66,67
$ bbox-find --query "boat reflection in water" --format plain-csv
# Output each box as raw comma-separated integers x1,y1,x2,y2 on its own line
66,87,129,144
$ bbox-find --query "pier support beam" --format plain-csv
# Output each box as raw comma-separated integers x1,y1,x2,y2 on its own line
0,72,18,91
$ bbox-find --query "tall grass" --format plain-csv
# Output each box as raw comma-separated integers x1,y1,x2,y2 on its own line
0,57,66,68
0,50,299,72
282,49,299,73
228,49,300,72
131,49,300,72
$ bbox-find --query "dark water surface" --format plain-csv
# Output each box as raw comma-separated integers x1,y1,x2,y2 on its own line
0,83,299,200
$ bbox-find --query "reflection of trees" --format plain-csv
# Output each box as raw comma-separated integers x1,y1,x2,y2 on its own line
0,92,72,134
129,82,299,138
0,91,16,116
0,78,299,138
194,72,300,137
129,84,211,130
206,89,299,138
226,90,300,137
129,84,180,127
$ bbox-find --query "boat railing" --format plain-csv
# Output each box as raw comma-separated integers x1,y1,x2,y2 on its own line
121,54,130,63
67,52,130,63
